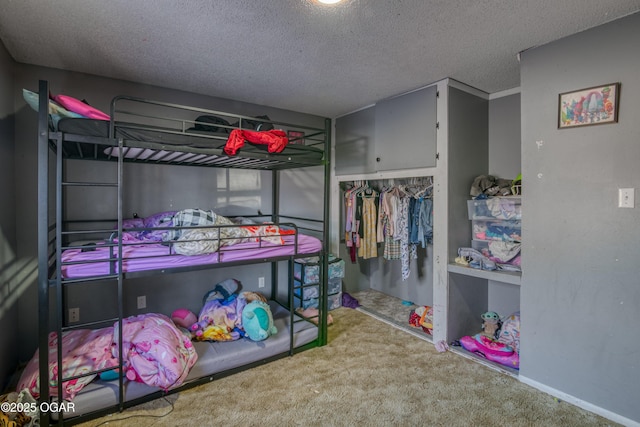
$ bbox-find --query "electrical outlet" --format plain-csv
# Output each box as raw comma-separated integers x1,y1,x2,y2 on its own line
258,277,265,288
69,307,79,323
618,188,635,208
137,295,147,309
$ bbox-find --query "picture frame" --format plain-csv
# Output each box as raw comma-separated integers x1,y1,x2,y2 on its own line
287,130,305,145
558,82,620,129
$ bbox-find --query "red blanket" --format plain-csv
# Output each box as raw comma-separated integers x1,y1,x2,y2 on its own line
224,129,288,155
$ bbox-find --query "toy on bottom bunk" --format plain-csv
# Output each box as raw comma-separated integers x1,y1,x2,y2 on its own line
242,301,278,341
189,278,274,342
459,311,520,369
408,305,433,335
171,308,197,332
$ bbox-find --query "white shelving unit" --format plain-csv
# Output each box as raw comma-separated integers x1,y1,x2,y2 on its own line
447,263,521,286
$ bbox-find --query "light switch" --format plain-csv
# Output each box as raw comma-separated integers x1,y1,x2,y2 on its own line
618,188,635,208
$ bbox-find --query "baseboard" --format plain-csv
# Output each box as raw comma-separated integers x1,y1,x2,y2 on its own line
448,346,519,378
519,375,639,427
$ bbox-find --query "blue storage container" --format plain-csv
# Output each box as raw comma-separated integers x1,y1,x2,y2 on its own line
294,255,345,284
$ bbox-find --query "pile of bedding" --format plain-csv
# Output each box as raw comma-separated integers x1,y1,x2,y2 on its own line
120,208,294,256
17,313,197,401
23,89,110,128
60,210,320,279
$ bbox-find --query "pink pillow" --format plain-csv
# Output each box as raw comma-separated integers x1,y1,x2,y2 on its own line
51,94,110,121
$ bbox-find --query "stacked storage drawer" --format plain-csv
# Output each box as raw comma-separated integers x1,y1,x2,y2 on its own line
467,197,522,267
294,255,345,310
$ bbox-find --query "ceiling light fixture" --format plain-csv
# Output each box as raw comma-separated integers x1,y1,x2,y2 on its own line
317,0,343,4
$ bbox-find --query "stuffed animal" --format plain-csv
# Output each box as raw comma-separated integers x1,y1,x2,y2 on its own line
242,300,277,341
171,308,197,329
481,311,501,339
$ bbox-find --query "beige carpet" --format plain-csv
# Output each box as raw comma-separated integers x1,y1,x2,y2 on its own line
77,305,617,427
351,289,433,342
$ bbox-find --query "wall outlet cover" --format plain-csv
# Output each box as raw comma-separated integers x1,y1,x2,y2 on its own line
618,188,635,208
137,295,147,309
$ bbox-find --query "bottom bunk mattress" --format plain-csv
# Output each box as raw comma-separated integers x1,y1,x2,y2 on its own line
52,301,318,420
61,234,322,279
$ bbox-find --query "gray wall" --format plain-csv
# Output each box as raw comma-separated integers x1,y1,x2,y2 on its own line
488,93,521,318
0,38,18,390
489,93,521,181
13,65,326,363
446,86,490,340
447,86,489,260
520,12,640,422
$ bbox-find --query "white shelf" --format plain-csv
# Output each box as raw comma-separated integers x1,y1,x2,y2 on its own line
447,263,521,286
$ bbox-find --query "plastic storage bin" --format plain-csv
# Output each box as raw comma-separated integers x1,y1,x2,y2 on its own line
467,197,521,220
472,219,522,242
294,278,342,300
472,239,522,265
294,255,345,284
328,293,342,310
296,292,342,311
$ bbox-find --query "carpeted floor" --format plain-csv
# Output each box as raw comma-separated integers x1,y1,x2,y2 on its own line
350,289,433,342
75,299,619,427
351,289,521,377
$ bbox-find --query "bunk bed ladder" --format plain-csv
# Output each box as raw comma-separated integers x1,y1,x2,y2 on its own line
37,80,128,426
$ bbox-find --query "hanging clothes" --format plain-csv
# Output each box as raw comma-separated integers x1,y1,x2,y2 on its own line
358,190,378,259
341,178,433,280
382,189,401,260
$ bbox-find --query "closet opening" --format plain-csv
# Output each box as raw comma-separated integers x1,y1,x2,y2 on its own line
338,177,434,341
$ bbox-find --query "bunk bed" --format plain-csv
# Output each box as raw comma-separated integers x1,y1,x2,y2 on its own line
32,80,331,426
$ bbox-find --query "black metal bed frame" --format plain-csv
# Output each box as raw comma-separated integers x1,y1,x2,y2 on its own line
36,80,332,426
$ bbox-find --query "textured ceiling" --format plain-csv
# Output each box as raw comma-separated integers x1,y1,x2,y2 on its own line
1,0,640,117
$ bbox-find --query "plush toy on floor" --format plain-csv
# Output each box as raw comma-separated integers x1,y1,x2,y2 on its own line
408,305,433,335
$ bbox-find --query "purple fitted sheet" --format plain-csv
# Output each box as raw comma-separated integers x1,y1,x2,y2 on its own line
61,234,322,279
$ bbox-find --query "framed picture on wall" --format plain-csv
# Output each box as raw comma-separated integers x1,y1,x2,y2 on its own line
558,82,620,129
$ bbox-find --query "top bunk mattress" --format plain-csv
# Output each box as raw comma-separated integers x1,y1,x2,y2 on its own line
55,117,325,170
